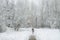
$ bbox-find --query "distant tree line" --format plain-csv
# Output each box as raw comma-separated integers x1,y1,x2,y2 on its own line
0,0,60,32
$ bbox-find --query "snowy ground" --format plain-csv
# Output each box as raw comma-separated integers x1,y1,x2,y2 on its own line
0,28,60,40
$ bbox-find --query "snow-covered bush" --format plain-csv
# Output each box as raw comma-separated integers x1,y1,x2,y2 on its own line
0,25,3,32
0,24,7,33
29,35,36,40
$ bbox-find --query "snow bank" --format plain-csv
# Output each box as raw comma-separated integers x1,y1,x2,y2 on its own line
0,28,60,40
34,28,60,40
0,31,32,40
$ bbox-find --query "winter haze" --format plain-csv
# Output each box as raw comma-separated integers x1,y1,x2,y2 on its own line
0,0,60,40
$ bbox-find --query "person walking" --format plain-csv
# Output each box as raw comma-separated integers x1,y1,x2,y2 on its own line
32,28,34,34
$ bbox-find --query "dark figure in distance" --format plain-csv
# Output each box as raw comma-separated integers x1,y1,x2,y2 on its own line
32,28,34,34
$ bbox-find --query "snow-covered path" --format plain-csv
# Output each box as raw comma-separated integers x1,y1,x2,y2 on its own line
0,28,60,40
0,31,32,40
34,28,60,40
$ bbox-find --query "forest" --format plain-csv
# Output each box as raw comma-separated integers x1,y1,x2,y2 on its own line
0,0,60,32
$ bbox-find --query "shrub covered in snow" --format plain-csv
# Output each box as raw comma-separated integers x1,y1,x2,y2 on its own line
29,35,36,40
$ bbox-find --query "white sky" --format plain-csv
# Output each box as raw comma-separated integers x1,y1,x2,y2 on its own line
12,0,42,6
